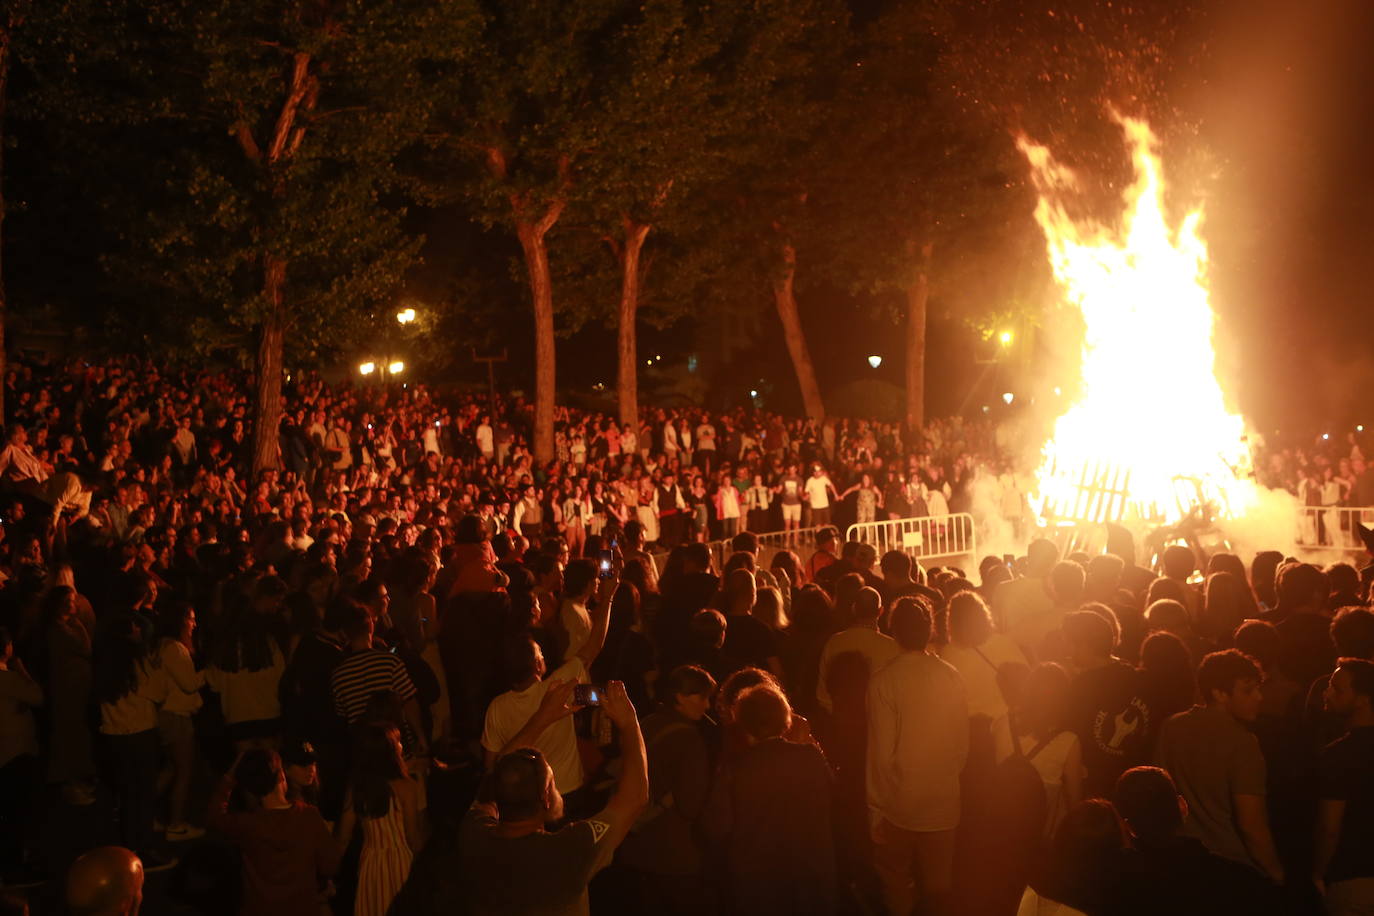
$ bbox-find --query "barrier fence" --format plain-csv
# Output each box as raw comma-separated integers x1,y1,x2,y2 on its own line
1295,505,1374,552
704,523,835,572
846,513,978,566
695,514,978,575
672,505,1356,577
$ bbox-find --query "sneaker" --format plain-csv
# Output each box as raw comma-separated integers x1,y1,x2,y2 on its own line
166,824,205,842
141,853,179,873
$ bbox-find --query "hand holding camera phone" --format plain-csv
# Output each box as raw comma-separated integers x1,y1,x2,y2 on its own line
573,684,602,707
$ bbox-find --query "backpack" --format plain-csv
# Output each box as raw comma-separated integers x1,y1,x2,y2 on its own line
959,712,1057,916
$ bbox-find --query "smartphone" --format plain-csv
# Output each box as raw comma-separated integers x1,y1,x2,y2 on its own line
574,684,602,707
597,549,613,578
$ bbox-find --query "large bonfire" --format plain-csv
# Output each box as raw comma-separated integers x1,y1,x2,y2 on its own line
1019,117,1257,533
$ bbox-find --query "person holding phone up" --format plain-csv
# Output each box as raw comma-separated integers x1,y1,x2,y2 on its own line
480,547,621,811
460,679,648,916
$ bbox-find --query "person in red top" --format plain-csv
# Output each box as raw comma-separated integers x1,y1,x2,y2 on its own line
207,748,340,916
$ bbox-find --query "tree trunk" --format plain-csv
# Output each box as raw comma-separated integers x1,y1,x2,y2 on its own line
616,219,651,428
252,256,286,475
904,240,933,433
516,223,557,463
0,23,12,424
773,241,825,421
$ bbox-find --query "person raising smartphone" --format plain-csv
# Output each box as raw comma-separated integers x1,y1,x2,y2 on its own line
458,679,648,915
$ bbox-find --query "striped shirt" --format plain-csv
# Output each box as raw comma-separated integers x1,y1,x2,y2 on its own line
330,650,417,725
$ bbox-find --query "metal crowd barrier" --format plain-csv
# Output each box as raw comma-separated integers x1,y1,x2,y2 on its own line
705,523,837,572
1295,505,1374,552
846,513,978,566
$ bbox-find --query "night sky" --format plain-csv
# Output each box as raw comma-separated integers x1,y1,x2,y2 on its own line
1199,0,1374,437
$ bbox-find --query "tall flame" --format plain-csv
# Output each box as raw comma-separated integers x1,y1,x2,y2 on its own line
1020,118,1255,527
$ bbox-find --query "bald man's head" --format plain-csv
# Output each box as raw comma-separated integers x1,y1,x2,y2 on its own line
66,847,143,916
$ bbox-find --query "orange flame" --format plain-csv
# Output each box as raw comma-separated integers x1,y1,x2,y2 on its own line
1019,117,1255,527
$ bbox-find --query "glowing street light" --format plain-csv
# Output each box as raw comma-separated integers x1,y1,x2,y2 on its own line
998,330,1014,346
867,355,883,369
358,361,376,376
388,360,406,375
396,307,417,325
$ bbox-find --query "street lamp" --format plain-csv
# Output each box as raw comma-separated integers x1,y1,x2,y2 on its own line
867,355,883,369
999,330,1014,346
396,307,416,325
358,361,376,376
388,360,406,376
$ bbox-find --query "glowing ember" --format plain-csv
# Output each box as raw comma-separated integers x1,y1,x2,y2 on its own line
1019,117,1255,527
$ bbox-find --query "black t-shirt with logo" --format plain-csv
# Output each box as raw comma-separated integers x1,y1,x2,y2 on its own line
1067,660,1152,798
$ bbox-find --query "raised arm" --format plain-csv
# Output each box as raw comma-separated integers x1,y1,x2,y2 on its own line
576,548,622,670
588,682,648,850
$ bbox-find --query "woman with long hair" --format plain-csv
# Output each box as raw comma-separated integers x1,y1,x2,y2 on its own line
337,723,424,916
156,603,205,841
206,597,288,751
94,613,170,865
1199,571,1248,648
1136,631,1195,748
1204,552,1260,620
778,585,840,721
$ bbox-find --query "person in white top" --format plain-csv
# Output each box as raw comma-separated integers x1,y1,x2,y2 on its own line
482,551,619,797
816,587,898,712
803,466,837,527
938,591,1027,721
558,558,600,663
157,605,206,842
867,596,969,916
475,416,495,459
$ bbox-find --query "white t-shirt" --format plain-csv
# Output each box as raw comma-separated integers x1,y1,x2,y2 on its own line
720,487,740,519
867,652,968,832
481,658,587,794
804,475,833,509
476,423,494,454
560,599,592,662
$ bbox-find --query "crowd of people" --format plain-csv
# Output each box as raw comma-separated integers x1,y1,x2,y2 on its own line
0,356,1371,916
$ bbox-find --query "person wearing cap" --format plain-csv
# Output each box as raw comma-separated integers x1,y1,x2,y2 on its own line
459,680,648,915
282,741,321,809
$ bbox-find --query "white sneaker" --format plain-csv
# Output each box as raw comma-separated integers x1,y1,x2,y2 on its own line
166,824,205,842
